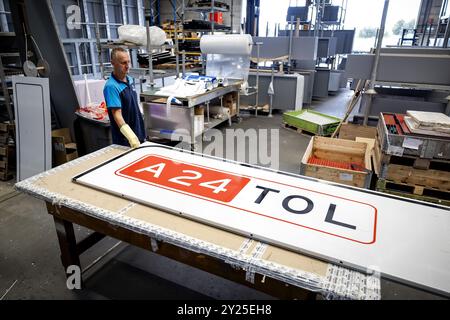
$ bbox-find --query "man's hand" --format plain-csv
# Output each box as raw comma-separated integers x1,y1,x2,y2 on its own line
120,124,140,148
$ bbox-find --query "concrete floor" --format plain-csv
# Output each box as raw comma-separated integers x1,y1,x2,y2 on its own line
0,88,446,300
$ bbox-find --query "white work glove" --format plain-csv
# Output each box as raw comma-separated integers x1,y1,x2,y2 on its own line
120,124,140,149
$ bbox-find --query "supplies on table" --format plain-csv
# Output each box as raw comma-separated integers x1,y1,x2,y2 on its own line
155,74,218,98
200,34,253,92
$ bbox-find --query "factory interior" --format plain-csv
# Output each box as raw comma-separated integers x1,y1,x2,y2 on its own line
0,0,450,302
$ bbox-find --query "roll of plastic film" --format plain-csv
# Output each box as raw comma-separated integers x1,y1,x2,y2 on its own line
200,34,253,55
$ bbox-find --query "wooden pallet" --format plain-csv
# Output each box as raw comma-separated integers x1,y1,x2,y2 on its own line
0,123,15,146
373,136,450,189
381,164,450,191
374,136,450,170
0,169,13,181
240,104,270,114
0,144,15,181
376,179,450,206
0,145,11,157
282,123,319,137
0,133,9,144
0,122,14,133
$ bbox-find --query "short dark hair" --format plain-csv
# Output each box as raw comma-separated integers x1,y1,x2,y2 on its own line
111,47,128,61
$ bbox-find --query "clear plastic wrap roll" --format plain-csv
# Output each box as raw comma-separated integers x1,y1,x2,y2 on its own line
200,34,253,55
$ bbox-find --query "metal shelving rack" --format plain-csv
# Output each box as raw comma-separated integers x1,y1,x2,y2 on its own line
183,0,231,34
188,1,233,74
0,52,17,121
0,5,19,122
94,22,175,90
159,1,233,78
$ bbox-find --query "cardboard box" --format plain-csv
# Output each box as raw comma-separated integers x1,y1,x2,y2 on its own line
338,123,377,140
52,128,78,166
194,115,204,137
194,106,204,116
224,92,237,116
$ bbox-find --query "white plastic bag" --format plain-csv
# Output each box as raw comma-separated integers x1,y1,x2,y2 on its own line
118,25,166,46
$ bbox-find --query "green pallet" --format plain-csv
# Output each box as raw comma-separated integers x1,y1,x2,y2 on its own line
282,110,341,136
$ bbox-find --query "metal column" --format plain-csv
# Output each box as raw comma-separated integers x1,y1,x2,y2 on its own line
246,0,260,36
364,0,390,126
146,20,154,87
137,0,145,26
102,0,111,39
0,0,9,32
121,0,128,24
81,0,98,77
443,17,450,48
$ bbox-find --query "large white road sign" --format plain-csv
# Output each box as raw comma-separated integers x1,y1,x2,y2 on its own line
74,144,450,296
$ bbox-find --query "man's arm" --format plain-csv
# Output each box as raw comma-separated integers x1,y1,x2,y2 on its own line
110,108,140,148
110,108,126,127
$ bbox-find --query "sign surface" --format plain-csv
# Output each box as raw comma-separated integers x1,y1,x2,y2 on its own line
74,144,450,296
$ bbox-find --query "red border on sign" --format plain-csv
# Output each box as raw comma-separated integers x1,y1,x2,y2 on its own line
115,154,378,245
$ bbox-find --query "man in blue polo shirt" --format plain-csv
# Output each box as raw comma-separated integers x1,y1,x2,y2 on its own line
103,47,145,148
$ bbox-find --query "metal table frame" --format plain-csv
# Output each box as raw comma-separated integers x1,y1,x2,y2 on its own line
140,83,242,147
47,202,316,299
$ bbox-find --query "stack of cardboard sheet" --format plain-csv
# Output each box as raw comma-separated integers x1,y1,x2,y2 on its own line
404,111,450,137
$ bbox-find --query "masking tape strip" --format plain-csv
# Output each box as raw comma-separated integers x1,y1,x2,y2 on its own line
150,238,159,252
225,238,254,270
238,238,254,254
117,202,137,215
245,242,268,284
322,264,381,300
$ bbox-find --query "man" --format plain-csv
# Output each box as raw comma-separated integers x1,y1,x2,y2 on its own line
103,47,145,148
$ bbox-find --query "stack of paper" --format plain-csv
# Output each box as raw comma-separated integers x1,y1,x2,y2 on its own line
406,111,450,134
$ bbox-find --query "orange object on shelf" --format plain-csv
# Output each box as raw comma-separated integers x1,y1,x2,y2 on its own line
394,114,411,134
383,114,403,135
307,157,366,172
209,12,223,24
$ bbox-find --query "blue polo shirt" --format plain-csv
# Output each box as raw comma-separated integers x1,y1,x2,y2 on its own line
103,73,146,146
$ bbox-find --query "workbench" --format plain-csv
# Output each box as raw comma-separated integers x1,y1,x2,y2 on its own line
15,144,381,300
140,82,241,147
